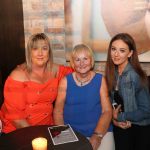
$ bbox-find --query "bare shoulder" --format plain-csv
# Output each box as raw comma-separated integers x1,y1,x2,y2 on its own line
101,75,106,82
59,76,67,84
100,75,109,93
101,76,107,86
9,64,28,82
58,76,67,91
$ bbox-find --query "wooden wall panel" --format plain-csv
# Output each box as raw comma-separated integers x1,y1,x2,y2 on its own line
0,0,25,106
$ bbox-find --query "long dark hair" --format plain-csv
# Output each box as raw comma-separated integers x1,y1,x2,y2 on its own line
105,33,147,92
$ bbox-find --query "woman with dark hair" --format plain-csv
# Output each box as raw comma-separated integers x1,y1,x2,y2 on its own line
105,33,150,150
0,33,73,134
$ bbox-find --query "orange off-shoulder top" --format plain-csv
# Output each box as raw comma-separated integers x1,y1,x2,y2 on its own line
0,65,73,133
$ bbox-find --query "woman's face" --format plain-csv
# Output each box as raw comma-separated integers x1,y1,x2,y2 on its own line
101,0,150,53
111,40,133,69
31,40,49,67
73,51,92,74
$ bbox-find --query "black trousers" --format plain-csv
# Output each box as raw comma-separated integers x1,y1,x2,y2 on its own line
113,124,150,150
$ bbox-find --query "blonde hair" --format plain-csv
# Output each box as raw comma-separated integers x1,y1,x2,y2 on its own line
25,33,53,72
70,44,94,69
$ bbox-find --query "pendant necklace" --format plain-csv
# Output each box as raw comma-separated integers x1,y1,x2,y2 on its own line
75,73,91,86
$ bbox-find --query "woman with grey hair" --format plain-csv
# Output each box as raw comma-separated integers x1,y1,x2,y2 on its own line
54,44,114,150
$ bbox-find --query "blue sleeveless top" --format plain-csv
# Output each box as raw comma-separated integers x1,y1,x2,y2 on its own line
64,73,113,137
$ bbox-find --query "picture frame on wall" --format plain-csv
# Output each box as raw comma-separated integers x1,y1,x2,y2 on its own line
64,0,150,62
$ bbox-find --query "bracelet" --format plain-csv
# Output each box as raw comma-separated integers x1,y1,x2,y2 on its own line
93,132,103,138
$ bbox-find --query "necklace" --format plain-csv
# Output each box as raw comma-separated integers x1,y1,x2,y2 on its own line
75,72,91,86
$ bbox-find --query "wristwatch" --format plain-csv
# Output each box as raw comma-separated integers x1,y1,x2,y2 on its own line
93,132,103,138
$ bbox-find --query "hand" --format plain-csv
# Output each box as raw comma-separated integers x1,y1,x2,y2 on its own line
113,105,131,129
113,119,131,129
113,104,121,120
89,134,102,150
13,119,30,129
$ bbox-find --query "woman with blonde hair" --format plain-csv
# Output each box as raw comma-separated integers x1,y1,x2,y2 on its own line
0,33,73,134
54,44,115,150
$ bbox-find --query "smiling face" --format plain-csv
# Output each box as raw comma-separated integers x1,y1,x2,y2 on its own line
73,51,92,74
31,40,49,67
111,39,133,72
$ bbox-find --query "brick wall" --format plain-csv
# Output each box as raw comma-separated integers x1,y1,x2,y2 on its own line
22,0,66,64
